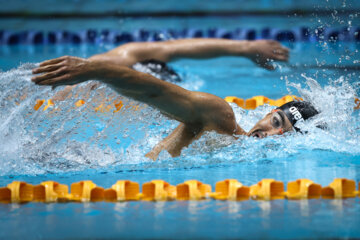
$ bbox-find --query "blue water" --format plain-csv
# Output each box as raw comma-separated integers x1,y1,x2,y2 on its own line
1,13,360,239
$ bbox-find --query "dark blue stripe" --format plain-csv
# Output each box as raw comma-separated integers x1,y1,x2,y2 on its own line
0,27,359,45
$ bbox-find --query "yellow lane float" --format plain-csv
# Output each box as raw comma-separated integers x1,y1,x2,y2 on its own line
33,95,360,111
321,178,358,199
225,95,360,110
176,180,211,200
141,180,176,201
104,180,141,202
70,180,104,202
113,100,124,113
43,99,54,111
0,181,34,203
33,181,69,203
0,187,11,203
0,179,359,203
210,179,250,201
75,99,85,107
355,97,360,109
286,179,322,200
250,179,285,200
224,95,303,109
33,99,45,111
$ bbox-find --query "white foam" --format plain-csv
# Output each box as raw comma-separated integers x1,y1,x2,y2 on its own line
0,63,359,176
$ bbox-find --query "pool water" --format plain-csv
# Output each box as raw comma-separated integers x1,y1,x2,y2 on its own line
1,14,360,239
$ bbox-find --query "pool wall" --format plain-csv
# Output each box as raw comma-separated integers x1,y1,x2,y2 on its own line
1,0,360,14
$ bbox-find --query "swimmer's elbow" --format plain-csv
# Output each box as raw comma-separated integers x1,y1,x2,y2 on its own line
129,42,172,63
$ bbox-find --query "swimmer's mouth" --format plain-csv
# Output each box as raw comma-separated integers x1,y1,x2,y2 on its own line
248,130,265,138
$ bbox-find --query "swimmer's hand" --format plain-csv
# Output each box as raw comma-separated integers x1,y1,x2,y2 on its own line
247,40,289,70
32,56,95,87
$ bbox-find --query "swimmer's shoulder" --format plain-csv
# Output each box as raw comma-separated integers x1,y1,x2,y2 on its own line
191,92,238,135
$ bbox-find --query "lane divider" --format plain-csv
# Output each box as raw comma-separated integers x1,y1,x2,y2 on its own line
104,180,140,201
142,180,176,201
225,95,360,110
70,180,105,202
225,95,302,109
177,180,211,200
250,179,285,200
210,179,250,201
31,96,360,112
321,178,358,199
1,27,359,45
287,179,322,200
33,181,68,202
0,178,359,203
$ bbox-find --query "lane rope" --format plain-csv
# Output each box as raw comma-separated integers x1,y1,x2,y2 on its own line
0,178,359,203
31,95,360,112
1,26,359,45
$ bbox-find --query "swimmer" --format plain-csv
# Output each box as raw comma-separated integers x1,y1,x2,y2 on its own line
32,38,313,161
50,38,289,101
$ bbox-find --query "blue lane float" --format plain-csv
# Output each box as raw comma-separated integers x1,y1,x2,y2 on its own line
0,27,359,45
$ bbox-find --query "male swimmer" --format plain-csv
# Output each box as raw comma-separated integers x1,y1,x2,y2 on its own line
50,38,287,100
31,38,319,160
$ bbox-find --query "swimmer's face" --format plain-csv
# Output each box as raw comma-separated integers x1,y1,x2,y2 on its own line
247,109,293,138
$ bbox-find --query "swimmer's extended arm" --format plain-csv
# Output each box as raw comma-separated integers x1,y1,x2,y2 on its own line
32,56,244,134
90,38,289,70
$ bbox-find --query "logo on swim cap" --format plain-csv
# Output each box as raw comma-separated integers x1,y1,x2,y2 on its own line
278,101,319,131
289,106,304,122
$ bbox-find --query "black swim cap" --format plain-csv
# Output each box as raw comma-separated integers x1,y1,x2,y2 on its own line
277,101,319,131
134,59,182,83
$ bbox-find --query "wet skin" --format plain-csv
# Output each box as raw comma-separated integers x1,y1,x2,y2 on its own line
31,38,290,160
31,57,293,159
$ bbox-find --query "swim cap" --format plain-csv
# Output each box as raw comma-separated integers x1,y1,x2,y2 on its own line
277,101,319,131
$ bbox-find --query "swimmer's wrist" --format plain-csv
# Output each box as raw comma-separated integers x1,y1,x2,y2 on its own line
87,59,133,84
233,40,252,57
245,41,263,57
87,59,110,80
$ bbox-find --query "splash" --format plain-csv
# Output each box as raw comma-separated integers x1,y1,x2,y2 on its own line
0,63,359,176
0,63,172,176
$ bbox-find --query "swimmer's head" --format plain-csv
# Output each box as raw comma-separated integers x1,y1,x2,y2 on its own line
247,101,319,138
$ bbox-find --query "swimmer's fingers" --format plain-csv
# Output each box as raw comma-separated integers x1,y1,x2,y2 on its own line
278,47,290,58
33,63,63,74
271,40,290,52
254,57,275,70
36,74,71,86
282,46,290,55
271,48,289,62
31,67,68,84
270,41,290,60
276,51,289,61
39,56,68,67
